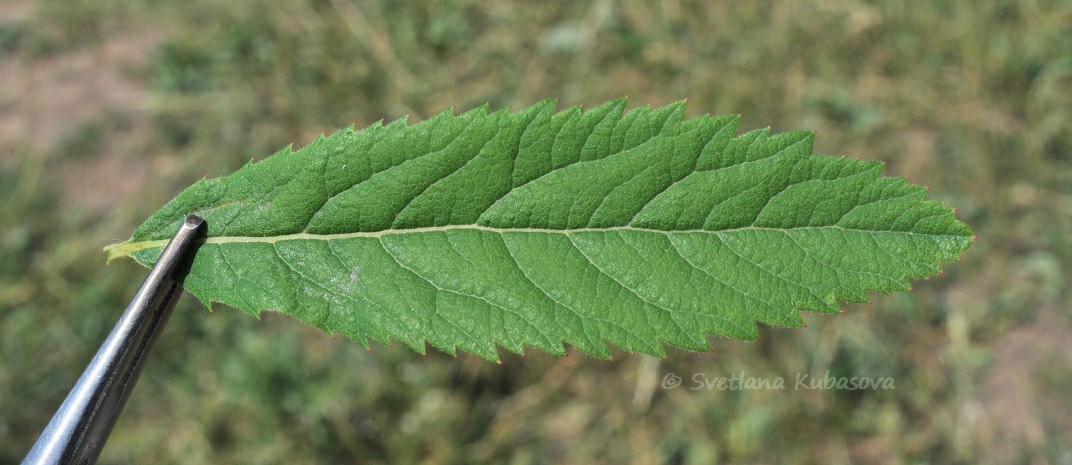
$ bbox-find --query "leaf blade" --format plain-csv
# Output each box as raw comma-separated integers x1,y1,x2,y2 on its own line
109,100,973,360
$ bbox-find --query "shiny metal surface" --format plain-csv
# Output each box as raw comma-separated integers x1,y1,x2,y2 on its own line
22,215,205,465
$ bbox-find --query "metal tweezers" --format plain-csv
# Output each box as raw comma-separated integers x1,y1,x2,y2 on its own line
22,216,206,465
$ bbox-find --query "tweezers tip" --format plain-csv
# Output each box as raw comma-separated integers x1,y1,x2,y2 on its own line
182,215,206,230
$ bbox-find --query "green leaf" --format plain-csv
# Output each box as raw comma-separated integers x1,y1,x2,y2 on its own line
107,99,973,361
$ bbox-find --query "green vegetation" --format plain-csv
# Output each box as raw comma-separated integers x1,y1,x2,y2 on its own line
109,100,971,361
1,1,1069,463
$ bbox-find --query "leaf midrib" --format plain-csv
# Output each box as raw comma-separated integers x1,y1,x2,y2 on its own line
107,223,969,258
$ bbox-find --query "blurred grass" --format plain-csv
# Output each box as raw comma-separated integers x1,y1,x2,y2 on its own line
1,0,1071,463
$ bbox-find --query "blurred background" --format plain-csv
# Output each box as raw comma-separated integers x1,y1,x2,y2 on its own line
1,1,1070,464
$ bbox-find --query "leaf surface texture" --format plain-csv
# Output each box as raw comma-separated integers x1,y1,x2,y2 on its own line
108,99,973,360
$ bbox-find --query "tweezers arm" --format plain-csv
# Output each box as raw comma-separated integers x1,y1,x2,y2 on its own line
22,216,205,465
